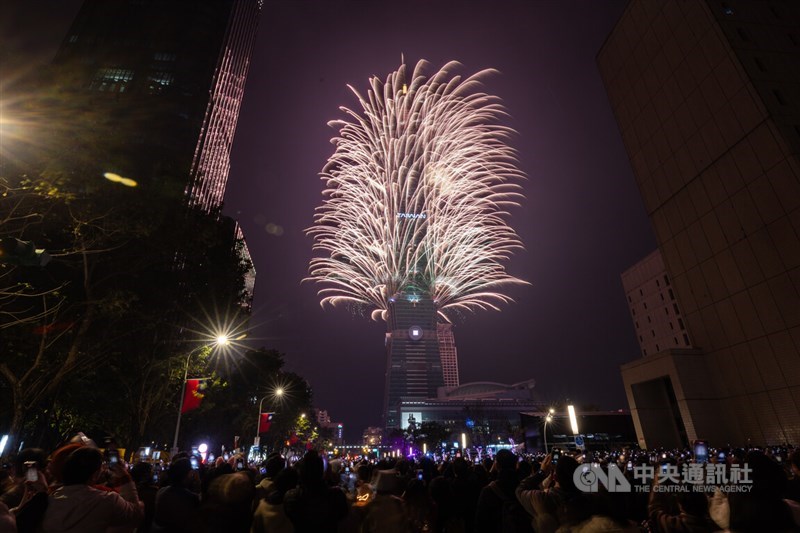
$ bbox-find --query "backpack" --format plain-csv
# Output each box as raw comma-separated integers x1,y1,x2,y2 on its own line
489,481,534,533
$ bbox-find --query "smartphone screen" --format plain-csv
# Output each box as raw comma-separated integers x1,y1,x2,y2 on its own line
693,441,708,463
25,464,38,482
627,461,633,471
190,457,199,470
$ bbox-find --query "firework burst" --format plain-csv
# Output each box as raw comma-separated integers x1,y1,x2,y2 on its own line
307,59,526,322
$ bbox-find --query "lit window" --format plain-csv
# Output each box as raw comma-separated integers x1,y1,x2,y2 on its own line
90,67,134,92
147,71,174,93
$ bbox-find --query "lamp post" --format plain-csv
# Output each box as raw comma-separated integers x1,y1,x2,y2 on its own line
171,335,229,455
543,408,555,454
255,387,284,447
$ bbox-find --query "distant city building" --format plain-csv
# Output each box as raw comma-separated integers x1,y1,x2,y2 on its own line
437,322,460,387
315,409,332,427
49,0,261,212
622,249,693,357
599,1,800,447
383,291,445,430
398,379,542,441
314,409,344,445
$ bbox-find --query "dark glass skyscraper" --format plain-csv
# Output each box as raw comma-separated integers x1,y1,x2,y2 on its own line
383,292,445,430
49,0,261,211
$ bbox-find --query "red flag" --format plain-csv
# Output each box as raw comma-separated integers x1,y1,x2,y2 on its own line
258,412,274,434
181,378,208,414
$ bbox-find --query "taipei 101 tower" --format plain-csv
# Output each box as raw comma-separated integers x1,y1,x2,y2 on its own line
308,60,526,432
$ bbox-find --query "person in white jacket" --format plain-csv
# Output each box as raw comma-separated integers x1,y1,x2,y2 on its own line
40,447,143,533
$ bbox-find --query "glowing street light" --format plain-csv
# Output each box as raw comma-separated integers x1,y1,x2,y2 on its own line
171,334,232,455
543,410,554,454
255,386,286,448
567,405,580,435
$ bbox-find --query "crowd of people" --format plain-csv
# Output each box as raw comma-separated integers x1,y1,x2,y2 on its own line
1,438,800,532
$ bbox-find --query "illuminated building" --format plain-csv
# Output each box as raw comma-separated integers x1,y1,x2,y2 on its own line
600,1,800,447
383,292,445,430
437,322,460,388
50,0,261,212
398,379,542,442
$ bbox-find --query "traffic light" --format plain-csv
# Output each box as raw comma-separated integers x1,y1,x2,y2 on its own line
0,238,52,267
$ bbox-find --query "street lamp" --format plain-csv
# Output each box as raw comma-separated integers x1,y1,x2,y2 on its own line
255,387,285,446
543,408,555,454
171,335,230,455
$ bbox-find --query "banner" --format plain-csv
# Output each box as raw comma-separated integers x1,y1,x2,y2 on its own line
258,412,274,434
181,378,208,414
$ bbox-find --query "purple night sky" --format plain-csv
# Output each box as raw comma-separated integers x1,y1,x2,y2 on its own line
5,1,656,439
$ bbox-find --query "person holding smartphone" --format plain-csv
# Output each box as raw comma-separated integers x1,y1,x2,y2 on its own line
40,447,144,532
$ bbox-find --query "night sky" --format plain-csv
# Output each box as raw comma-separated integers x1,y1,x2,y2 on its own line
5,1,657,440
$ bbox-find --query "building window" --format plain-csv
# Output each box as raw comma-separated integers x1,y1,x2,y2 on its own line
669,322,674,330
668,289,675,300
643,349,647,356
673,303,680,314
660,293,665,301
656,279,660,287
147,71,174,94
678,318,685,330
664,275,670,286
664,308,669,315
153,52,177,62
635,321,639,328
683,333,690,346
674,337,679,345
639,289,643,296
647,316,651,323
627,295,631,303
68,35,78,43
643,302,648,309
651,330,655,337
639,335,643,342
632,308,636,316
89,67,134,92
656,343,660,351
774,90,787,105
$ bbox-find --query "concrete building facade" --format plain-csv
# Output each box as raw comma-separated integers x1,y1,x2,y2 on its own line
600,0,800,447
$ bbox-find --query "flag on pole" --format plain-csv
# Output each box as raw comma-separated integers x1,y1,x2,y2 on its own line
181,378,208,414
258,412,274,433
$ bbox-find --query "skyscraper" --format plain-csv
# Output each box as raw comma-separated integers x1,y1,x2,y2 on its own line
383,292,445,430
48,0,261,211
437,322,460,388
599,0,800,447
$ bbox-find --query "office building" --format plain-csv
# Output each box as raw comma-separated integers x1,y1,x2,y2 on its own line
599,0,800,447
622,249,694,357
437,322,460,387
48,0,261,211
383,291,445,430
